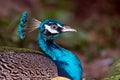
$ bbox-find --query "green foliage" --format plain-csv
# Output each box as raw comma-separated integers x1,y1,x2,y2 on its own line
102,57,120,80
0,19,9,26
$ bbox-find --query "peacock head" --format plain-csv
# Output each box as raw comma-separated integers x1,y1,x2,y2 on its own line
18,12,76,40
39,19,76,39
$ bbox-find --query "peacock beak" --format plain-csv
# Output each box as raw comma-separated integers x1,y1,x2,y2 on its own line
62,26,77,32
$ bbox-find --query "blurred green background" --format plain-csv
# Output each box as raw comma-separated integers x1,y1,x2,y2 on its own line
1,0,120,54
0,0,120,79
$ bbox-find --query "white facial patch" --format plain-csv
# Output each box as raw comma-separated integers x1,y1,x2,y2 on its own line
57,23,62,28
44,24,59,33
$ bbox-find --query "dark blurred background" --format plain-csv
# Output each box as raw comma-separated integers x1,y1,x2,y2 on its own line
0,0,120,79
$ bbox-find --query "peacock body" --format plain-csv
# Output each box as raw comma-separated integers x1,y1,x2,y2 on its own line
18,11,83,80
0,47,58,80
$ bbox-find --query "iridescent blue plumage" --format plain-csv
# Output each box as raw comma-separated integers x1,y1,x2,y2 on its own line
18,11,28,39
38,34,83,80
18,12,83,80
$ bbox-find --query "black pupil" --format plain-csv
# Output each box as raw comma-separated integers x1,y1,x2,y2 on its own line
52,25,57,29
48,22,58,29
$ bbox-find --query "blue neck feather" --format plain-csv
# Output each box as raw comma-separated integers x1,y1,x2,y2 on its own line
38,31,83,80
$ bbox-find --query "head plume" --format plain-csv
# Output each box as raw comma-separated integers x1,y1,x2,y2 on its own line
18,11,41,39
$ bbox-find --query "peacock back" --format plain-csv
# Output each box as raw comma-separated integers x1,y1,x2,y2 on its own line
0,46,58,80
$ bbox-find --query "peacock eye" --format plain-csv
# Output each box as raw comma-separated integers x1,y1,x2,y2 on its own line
51,25,58,30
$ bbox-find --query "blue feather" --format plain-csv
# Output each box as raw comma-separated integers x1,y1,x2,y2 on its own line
38,31,83,80
18,11,28,39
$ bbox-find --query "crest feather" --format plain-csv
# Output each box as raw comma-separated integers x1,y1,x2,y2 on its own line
18,11,41,39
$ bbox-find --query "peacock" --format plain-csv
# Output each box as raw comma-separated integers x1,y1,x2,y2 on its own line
18,11,83,80
0,13,69,80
